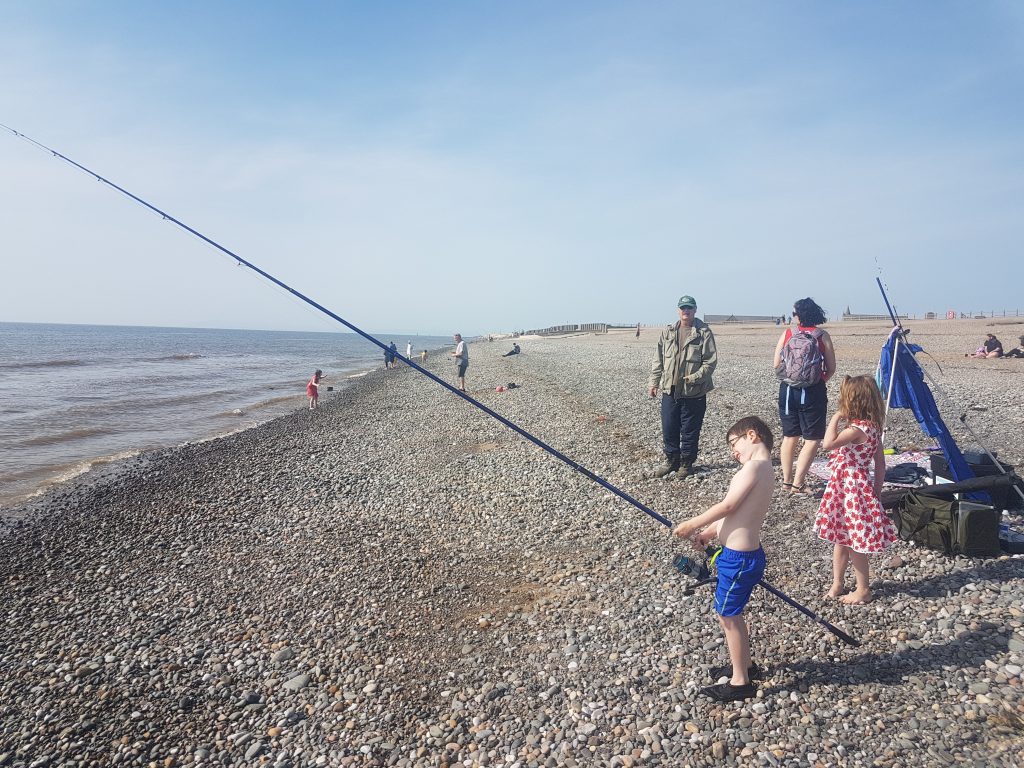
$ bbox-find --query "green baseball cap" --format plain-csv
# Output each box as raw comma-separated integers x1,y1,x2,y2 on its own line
677,295,697,309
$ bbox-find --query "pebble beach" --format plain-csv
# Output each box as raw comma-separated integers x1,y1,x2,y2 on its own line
2,318,1023,767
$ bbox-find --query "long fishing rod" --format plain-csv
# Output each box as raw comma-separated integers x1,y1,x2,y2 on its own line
1,124,672,526
5,125,861,646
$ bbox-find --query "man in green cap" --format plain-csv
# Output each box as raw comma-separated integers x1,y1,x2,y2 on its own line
647,295,718,478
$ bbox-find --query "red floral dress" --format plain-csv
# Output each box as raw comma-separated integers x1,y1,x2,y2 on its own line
814,420,897,554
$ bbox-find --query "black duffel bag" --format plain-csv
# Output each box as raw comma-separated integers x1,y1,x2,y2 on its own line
893,490,1001,558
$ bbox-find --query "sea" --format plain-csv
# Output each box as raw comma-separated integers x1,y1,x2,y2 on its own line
0,322,452,510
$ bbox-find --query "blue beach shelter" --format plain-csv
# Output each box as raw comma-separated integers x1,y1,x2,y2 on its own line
877,329,977,486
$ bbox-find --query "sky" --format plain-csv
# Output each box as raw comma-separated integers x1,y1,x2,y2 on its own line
2,1,1023,336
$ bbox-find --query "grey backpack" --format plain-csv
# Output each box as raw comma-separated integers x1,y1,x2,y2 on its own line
776,329,824,387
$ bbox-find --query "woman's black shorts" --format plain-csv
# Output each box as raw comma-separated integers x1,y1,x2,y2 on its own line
778,380,827,440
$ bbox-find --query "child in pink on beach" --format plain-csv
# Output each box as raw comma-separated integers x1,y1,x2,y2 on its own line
814,375,897,605
307,369,322,409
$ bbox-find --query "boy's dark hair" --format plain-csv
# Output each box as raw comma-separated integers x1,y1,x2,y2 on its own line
727,416,774,452
792,297,826,326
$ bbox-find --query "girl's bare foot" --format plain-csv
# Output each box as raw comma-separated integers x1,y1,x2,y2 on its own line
840,589,872,605
826,584,846,599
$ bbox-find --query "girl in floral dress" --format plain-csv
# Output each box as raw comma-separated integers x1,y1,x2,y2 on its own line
814,376,897,604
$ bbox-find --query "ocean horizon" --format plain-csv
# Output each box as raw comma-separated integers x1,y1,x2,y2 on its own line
0,322,453,509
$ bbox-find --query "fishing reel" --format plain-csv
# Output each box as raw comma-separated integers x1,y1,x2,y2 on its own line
671,552,710,581
673,546,722,595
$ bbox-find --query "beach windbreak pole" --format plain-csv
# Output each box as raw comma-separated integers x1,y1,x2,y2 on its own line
874,278,1023,505
876,277,974,483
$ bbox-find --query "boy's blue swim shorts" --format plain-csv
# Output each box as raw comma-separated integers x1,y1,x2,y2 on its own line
714,546,766,617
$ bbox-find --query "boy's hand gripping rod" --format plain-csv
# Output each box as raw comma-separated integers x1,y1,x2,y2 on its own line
674,547,861,647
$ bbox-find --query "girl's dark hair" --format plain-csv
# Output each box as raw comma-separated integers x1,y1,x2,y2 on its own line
792,297,826,326
727,416,774,452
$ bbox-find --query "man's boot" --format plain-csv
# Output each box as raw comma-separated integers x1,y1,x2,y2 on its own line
675,459,693,479
654,453,681,478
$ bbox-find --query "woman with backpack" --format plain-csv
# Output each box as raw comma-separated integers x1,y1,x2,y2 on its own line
773,298,836,494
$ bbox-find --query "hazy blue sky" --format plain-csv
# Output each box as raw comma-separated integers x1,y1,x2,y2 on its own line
2,2,1022,335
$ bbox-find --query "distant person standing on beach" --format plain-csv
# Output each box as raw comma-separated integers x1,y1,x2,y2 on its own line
307,369,322,409
648,295,718,479
773,297,836,494
636,322,641,338
388,341,398,369
451,333,469,392
406,341,413,359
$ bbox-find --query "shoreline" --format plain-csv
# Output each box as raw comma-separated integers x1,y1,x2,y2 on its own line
0,323,458,512
1,322,1022,765
0,358,411,513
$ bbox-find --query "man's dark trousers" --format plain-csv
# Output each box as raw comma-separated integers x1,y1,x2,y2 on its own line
661,392,707,463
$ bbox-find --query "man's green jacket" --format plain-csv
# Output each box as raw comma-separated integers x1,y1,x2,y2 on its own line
648,318,717,398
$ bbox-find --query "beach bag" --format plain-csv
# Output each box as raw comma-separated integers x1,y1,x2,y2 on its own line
953,502,1001,557
893,492,954,555
776,329,824,388
894,491,1000,557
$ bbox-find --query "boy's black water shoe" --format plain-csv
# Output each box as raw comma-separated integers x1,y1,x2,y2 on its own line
709,662,764,682
700,681,757,702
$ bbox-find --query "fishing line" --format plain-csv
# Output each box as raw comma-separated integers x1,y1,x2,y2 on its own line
1,123,672,528
5,125,865,645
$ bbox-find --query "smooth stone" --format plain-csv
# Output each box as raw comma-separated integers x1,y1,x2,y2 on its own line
283,673,310,692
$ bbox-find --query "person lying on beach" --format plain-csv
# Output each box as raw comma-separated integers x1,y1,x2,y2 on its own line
966,334,1002,358
672,416,773,702
1003,336,1024,359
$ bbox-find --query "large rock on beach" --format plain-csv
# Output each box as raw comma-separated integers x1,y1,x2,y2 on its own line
1,319,1023,766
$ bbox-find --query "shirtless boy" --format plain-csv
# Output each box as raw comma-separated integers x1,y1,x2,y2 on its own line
673,416,774,702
